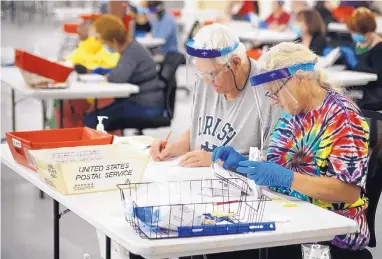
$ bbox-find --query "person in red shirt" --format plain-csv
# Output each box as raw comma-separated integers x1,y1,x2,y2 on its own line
265,1,290,30
228,1,258,20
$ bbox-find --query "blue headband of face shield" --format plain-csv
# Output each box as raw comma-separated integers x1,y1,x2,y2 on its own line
148,5,163,13
186,39,240,58
249,62,316,86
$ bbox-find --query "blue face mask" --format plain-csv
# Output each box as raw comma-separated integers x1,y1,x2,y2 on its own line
103,44,116,53
351,33,367,43
292,24,303,37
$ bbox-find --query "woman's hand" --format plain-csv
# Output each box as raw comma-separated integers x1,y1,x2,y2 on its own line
150,139,187,161
179,150,212,167
212,146,247,170
237,161,294,188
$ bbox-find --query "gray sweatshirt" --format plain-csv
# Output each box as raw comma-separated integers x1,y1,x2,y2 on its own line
108,40,164,108
190,59,282,155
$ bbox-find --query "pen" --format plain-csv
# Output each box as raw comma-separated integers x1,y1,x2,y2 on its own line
160,130,172,152
215,200,239,206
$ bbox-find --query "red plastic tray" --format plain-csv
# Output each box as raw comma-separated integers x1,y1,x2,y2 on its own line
63,23,79,34
14,49,74,83
6,127,114,171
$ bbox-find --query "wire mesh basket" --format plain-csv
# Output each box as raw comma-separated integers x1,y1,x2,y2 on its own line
117,178,275,239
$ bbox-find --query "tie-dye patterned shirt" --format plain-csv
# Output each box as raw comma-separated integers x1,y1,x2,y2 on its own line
267,90,370,250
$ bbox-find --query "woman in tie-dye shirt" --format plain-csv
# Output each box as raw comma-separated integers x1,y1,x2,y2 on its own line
212,42,371,259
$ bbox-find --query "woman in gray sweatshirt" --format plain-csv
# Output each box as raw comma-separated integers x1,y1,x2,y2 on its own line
84,14,165,130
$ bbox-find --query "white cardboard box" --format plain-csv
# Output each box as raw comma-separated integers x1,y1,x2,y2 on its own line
30,144,149,195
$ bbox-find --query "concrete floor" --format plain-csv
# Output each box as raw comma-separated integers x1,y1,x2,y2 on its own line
1,15,382,259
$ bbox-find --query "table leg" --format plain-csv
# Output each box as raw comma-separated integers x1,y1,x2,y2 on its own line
54,200,60,259
42,99,47,129
11,88,16,132
94,98,98,115
1,88,16,143
59,100,64,128
106,235,111,259
39,100,46,199
259,248,268,259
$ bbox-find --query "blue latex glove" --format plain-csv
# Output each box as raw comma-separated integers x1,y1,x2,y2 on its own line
134,30,147,38
245,14,252,22
258,20,268,29
322,46,334,57
212,146,247,170
339,46,358,68
91,67,112,75
237,161,294,188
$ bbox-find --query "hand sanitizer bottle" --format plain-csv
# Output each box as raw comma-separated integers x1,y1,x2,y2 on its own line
96,116,108,133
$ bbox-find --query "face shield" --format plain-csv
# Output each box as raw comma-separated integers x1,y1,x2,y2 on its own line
186,39,276,159
185,39,240,93
249,62,316,113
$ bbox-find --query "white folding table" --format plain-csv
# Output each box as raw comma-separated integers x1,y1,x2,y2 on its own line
328,22,382,35
136,37,165,49
1,66,139,138
224,21,298,44
1,144,358,259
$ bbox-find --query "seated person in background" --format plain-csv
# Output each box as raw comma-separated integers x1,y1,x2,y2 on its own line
314,1,335,26
343,7,382,111
65,21,120,74
227,0,257,21
286,0,307,31
146,1,178,53
129,1,152,36
82,14,165,130
265,1,290,31
100,0,108,14
50,21,120,130
294,9,329,56
149,24,281,168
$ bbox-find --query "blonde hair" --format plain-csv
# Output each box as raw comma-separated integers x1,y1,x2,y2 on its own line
192,23,247,65
257,42,342,93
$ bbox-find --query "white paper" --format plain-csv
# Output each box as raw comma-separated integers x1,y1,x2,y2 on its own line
149,156,183,167
113,136,154,150
212,163,258,199
316,48,341,69
248,146,263,198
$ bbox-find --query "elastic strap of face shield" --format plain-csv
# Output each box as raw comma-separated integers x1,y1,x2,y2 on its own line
185,39,240,59
249,62,316,87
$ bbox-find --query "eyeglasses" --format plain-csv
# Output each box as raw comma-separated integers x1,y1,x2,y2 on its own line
195,66,228,81
265,77,292,100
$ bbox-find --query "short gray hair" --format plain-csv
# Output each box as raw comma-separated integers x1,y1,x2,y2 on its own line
192,23,247,64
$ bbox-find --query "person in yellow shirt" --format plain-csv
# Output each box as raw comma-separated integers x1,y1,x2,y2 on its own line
64,21,120,74
49,21,121,134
